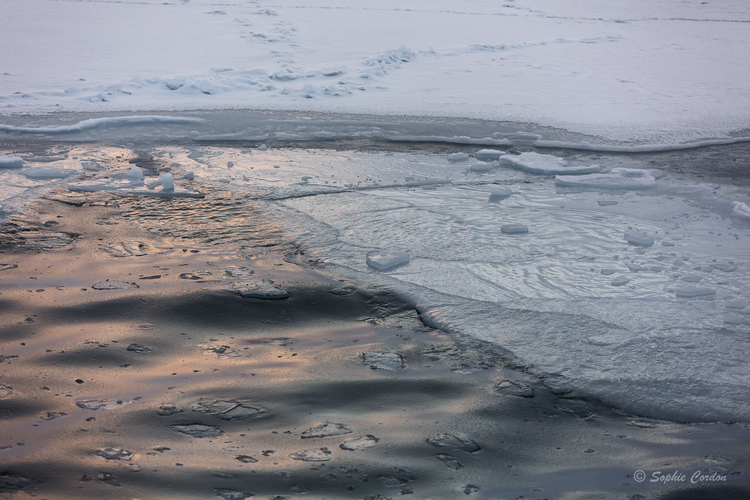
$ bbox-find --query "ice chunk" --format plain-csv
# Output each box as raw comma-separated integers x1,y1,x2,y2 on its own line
340,435,379,450
366,251,409,271
102,241,145,257
76,398,133,410
475,149,504,161
675,287,716,299
92,279,139,290
500,152,600,175
469,160,494,172
289,448,332,461
600,268,617,275
733,201,750,220
91,448,133,461
487,184,512,197
169,423,223,438
127,166,144,180
160,173,174,191
501,223,529,234
192,399,270,421
726,298,749,310
427,433,480,452
301,422,352,438
23,167,77,179
0,155,24,168
611,276,630,286
447,153,469,162
229,280,289,299
625,230,654,247
362,351,404,371
556,168,657,189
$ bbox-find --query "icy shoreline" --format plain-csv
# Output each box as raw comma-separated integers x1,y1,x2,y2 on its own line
2,111,750,154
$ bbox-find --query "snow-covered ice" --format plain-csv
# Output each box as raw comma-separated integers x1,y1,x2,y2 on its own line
0,155,24,168
500,152,601,175
2,0,750,147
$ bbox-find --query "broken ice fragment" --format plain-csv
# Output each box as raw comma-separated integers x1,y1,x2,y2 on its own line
192,399,270,421
435,454,463,470
556,168,657,189
0,155,24,168
91,448,134,461
474,149,504,161
501,223,529,235
102,241,145,257
362,351,404,371
92,279,139,290
301,422,352,438
340,435,379,450
611,276,630,287
500,152,600,175
675,287,716,299
427,433,480,452
366,251,409,271
169,423,223,438
229,280,289,299
733,201,750,220
625,230,654,247
487,184,512,197
289,447,332,461
447,153,469,162
76,398,132,410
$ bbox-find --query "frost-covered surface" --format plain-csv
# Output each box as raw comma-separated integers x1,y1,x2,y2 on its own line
1,0,750,145
175,145,750,423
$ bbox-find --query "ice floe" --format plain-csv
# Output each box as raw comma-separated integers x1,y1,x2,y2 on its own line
555,168,658,189
340,435,379,451
0,155,24,168
362,351,404,371
228,280,289,299
366,251,409,271
500,152,600,175
301,422,352,439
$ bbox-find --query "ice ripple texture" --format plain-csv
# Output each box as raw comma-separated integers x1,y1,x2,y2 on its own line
178,146,750,423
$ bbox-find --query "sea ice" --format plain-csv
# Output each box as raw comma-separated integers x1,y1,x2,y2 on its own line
625,230,654,247
474,149,504,161
726,298,749,310
159,173,174,191
362,351,404,371
340,435,379,450
447,153,469,162
733,201,750,220
366,251,409,271
92,279,139,290
611,276,630,286
289,448,332,462
469,161,494,172
91,448,133,461
127,166,144,180
301,422,352,438
76,398,133,410
427,433,480,452
228,280,289,299
101,241,145,257
192,399,269,420
22,167,77,179
501,223,529,234
675,287,716,299
435,454,463,470
169,423,223,438
499,152,600,175
0,155,24,168
556,168,658,189
487,184,512,197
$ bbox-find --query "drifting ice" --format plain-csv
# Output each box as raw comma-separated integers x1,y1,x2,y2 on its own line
556,168,658,189
499,152,600,175
475,149,504,161
625,230,655,247
0,155,24,168
366,251,410,271
487,184,512,197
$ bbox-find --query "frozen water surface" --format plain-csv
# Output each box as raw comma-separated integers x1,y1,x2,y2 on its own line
165,144,750,423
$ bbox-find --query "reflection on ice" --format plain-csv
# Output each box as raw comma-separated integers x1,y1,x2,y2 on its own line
172,145,750,422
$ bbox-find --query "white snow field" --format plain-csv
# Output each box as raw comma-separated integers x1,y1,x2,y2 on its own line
1,0,750,423
1,0,750,145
